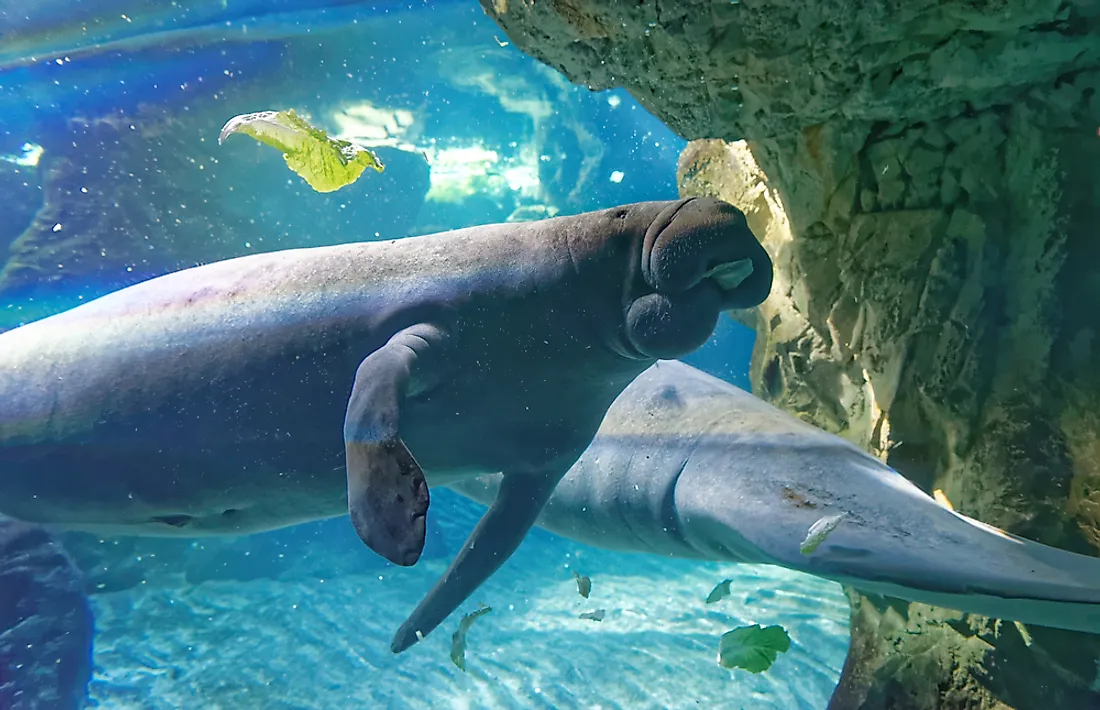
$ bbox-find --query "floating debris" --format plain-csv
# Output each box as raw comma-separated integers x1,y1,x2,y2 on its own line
799,512,847,555
579,609,606,622
933,488,955,511
449,604,491,672
1013,620,1033,647
218,109,384,193
705,579,734,604
573,569,591,599
717,624,791,673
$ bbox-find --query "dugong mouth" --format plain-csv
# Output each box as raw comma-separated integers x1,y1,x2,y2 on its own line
621,197,772,360
639,197,771,306
699,258,755,292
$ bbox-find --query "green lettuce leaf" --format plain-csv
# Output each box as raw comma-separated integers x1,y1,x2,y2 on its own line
717,624,791,673
705,578,734,604
218,109,384,193
450,604,492,671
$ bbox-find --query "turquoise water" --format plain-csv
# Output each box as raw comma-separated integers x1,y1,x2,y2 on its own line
90,554,849,709
1,1,851,707
85,487,850,708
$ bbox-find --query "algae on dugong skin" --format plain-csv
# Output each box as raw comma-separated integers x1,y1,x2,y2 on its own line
219,109,385,193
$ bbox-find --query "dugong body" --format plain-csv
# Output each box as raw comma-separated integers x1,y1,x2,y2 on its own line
0,198,773,652
453,361,1100,635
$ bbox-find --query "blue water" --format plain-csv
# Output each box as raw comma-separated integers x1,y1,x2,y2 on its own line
0,2,851,707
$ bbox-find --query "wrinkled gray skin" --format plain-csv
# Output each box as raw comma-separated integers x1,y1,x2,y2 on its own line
453,360,1100,635
0,197,772,654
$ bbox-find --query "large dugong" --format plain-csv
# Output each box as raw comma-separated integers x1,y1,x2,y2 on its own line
453,360,1100,635
0,198,772,653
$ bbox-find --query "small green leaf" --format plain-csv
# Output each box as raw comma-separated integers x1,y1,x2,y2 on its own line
218,109,384,193
799,512,847,555
717,624,791,673
450,604,492,672
573,569,591,598
706,578,734,604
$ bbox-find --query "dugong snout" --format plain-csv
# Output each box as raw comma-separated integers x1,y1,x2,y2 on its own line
625,197,773,359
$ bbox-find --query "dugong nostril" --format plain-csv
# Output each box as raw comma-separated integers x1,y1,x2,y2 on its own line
702,259,754,291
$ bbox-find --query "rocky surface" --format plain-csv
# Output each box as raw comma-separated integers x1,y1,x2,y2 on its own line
0,519,94,710
480,0,1099,143
484,2,1100,708
677,128,1100,710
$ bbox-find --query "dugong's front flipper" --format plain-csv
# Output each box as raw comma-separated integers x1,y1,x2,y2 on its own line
344,323,445,567
389,470,562,653
344,322,569,653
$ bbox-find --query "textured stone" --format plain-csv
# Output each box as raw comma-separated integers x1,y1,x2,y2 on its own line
481,3,1099,706
0,519,94,710
481,1,1100,143
676,123,1099,708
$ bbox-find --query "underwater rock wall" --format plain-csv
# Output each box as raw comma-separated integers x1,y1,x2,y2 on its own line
0,519,94,710
677,83,1100,710
479,0,1099,143
484,1,1100,708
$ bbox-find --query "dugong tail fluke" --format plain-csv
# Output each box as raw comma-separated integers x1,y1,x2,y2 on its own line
451,361,1100,636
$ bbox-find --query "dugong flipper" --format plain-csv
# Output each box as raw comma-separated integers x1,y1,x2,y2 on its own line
452,361,1100,635
0,198,773,654
343,322,444,567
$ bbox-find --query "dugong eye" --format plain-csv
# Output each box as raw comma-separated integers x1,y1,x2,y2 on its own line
625,284,721,360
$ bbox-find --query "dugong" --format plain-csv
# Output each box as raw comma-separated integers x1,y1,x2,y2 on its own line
0,198,772,652
453,360,1100,635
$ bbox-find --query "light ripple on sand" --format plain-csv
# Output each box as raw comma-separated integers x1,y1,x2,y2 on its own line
85,535,849,710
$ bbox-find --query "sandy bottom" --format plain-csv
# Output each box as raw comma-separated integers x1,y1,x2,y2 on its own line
84,528,850,709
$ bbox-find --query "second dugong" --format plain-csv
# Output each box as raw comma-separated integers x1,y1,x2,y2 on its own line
453,360,1100,635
